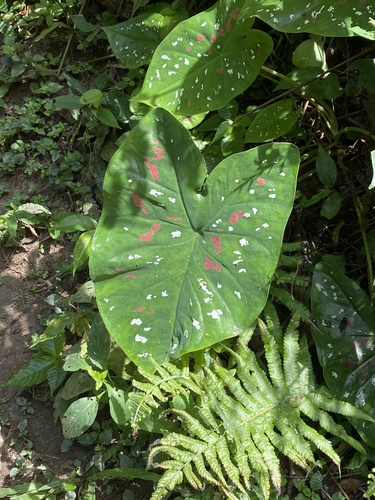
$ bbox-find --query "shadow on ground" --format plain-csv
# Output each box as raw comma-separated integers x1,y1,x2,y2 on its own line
0,232,88,485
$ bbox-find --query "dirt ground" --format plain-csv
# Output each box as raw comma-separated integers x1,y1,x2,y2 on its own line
0,173,88,487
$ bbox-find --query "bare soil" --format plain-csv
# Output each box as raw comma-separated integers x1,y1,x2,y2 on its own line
0,172,88,487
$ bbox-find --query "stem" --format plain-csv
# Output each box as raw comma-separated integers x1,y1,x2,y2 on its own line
57,0,86,77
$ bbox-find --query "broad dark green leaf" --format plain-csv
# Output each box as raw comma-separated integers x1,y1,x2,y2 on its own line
87,315,111,370
320,192,341,219
311,260,375,446
349,58,375,93
72,230,94,275
90,108,299,369
240,0,375,40
133,0,273,117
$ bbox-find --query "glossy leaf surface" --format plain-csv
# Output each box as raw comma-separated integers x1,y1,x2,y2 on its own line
311,260,375,446
90,108,299,369
245,99,300,143
240,0,375,40
133,0,273,117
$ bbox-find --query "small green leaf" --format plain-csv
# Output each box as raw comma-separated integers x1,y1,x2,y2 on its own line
245,99,300,143
62,397,99,439
51,213,96,232
80,89,104,106
71,13,97,32
320,192,341,219
72,230,94,275
315,146,337,188
106,384,132,426
87,315,111,370
94,108,121,129
292,38,326,70
5,358,55,387
55,94,83,110
349,59,375,94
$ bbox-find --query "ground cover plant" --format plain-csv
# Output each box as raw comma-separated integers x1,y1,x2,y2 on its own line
1,0,375,498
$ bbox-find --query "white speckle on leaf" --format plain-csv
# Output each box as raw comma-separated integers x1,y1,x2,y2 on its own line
144,327,151,332
128,254,141,260
162,290,168,297
249,189,255,194
207,309,223,320
123,227,129,231
332,371,338,378
234,290,242,299
109,306,114,311
269,194,276,199
238,268,246,273
131,318,143,326
146,294,152,300
168,197,176,203
192,318,201,330
150,189,163,196
262,223,269,228
104,298,109,303
171,230,181,238
137,352,149,357
135,334,148,343
239,238,249,247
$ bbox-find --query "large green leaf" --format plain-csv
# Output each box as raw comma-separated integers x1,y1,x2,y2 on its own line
62,396,99,439
311,259,375,446
133,0,273,117
240,0,375,40
103,7,185,69
90,108,299,369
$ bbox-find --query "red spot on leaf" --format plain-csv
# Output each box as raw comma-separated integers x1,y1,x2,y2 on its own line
230,8,240,20
225,20,231,33
229,210,244,224
144,156,160,181
257,177,265,186
218,27,224,36
186,45,191,52
132,191,148,214
139,223,161,242
134,306,145,312
125,273,137,279
232,60,238,66
167,215,182,221
207,48,212,55
217,67,223,74
139,232,153,242
346,358,357,367
152,146,165,160
211,236,223,254
147,310,155,315
204,257,221,272
197,33,204,42
210,35,216,43
115,266,127,272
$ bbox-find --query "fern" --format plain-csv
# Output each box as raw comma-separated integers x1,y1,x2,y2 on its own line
128,309,372,499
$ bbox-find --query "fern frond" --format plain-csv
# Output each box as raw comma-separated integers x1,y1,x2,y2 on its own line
132,304,369,499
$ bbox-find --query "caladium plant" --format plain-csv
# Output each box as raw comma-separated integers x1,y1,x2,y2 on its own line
89,108,299,369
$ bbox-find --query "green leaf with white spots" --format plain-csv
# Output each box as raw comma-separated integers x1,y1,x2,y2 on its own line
245,99,300,143
103,8,185,69
239,0,375,40
89,108,299,370
62,396,99,439
311,260,375,446
132,0,273,117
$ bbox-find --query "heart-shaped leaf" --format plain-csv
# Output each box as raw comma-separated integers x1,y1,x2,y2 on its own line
240,0,375,40
89,108,299,369
311,259,375,446
133,0,273,117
